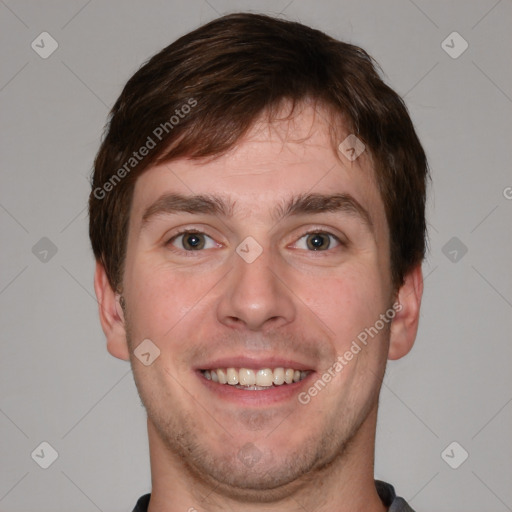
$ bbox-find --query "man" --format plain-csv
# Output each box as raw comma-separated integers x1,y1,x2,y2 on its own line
89,13,427,512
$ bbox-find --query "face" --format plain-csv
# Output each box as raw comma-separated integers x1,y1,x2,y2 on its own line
110,104,403,498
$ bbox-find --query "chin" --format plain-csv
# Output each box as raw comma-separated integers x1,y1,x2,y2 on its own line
187,448,321,502
156,414,347,501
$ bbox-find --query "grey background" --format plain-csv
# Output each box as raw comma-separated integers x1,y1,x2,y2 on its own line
1,0,511,510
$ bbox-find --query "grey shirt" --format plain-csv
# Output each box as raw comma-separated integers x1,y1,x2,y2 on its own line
376,480,416,511
132,481,415,511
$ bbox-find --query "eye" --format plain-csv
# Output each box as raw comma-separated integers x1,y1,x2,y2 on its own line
294,232,341,251
169,231,218,251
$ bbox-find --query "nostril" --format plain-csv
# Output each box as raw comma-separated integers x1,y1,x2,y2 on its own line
225,316,244,326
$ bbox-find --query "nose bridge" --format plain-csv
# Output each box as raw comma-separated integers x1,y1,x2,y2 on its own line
216,240,295,331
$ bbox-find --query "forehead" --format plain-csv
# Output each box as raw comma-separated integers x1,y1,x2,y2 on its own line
130,104,387,237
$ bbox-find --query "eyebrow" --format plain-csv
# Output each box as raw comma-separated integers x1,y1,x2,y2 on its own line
141,192,373,231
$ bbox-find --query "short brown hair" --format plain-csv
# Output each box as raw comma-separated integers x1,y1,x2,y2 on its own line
89,12,429,292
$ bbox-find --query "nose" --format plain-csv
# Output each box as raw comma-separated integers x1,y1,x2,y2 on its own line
216,245,296,331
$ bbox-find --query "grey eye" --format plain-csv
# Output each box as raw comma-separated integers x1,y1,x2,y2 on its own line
171,232,217,251
295,232,340,251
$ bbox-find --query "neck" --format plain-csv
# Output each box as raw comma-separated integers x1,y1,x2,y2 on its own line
147,405,387,512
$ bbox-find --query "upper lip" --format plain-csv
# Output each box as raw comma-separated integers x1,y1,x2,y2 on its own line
194,355,315,371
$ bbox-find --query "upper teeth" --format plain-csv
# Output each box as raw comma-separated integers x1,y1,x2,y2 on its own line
202,368,309,387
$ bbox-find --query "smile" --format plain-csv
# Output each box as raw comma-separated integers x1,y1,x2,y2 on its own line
200,367,311,389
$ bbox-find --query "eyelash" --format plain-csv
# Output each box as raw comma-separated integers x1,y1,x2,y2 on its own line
166,229,218,253
295,229,343,250
166,228,345,254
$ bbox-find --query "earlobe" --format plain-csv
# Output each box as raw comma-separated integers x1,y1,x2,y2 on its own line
388,264,423,360
93,261,130,361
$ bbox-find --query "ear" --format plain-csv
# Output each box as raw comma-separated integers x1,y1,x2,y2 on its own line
93,261,130,361
388,264,423,360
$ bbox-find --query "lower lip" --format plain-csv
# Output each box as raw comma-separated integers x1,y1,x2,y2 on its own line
196,371,315,406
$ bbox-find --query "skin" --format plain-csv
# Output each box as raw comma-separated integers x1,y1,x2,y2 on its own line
95,103,423,512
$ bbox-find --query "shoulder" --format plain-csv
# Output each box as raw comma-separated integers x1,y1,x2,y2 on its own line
375,480,416,512
131,493,151,512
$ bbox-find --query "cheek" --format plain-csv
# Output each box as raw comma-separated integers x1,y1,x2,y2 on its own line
124,258,214,341
296,262,389,344
300,268,391,412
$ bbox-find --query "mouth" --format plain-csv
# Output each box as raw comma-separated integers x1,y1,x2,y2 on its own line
195,358,316,406
200,367,311,390
194,356,316,406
